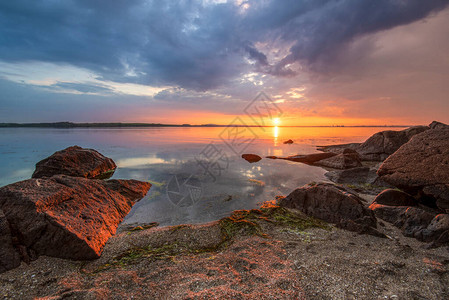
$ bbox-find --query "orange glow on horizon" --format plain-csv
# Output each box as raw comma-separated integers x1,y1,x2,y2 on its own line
127,106,418,127
135,113,412,127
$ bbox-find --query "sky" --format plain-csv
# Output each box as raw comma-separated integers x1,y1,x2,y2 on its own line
1,0,449,126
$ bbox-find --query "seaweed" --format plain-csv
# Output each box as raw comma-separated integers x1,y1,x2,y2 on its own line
93,205,329,273
127,222,159,232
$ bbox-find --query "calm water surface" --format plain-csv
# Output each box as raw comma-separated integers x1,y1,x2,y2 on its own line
0,126,404,226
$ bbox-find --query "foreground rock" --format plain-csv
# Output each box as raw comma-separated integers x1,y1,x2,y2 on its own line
241,154,262,163
279,183,382,236
314,149,362,169
32,145,117,179
378,129,449,211
0,175,151,271
1,202,449,299
0,209,21,273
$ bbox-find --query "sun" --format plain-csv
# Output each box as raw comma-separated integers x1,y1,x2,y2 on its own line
273,118,281,126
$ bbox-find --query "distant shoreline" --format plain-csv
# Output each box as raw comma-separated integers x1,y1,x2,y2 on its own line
0,122,411,128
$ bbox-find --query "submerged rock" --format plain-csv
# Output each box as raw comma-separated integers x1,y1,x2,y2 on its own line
377,129,449,211
278,183,382,236
32,145,117,179
241,154,262,163
0,209,21,273
0,175,151,266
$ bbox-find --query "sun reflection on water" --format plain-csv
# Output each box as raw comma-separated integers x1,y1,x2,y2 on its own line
273,126,279,146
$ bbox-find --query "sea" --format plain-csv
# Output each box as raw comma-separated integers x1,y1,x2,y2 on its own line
0,126,405,226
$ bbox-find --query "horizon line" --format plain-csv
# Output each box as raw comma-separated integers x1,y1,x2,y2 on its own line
0,121,416,128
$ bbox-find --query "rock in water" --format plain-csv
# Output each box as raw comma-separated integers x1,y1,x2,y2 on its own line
32,146,117,179
356,126,428,161
314,149,362,169
316,143,360,154
0,209,21,273
377,129,449,211
241,154,262,163
274,152,337,164
0,175,151,262
278,183,382,236
283,139,294,144
372,189,417,207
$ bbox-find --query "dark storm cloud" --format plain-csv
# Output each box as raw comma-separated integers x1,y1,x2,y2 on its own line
1,0,448,90
263,0,449,73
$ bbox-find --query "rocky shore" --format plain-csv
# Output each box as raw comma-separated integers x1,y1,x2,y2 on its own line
1,122,449,299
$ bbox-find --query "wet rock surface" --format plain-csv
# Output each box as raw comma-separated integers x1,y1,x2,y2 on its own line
32,145,117,179
279,183,382,236
0,175,151,266
377,128,449,211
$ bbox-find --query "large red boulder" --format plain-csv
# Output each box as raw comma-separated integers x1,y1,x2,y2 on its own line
0,175,151,265
377,129,449,211
32,146,117,179
278,183,382,236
